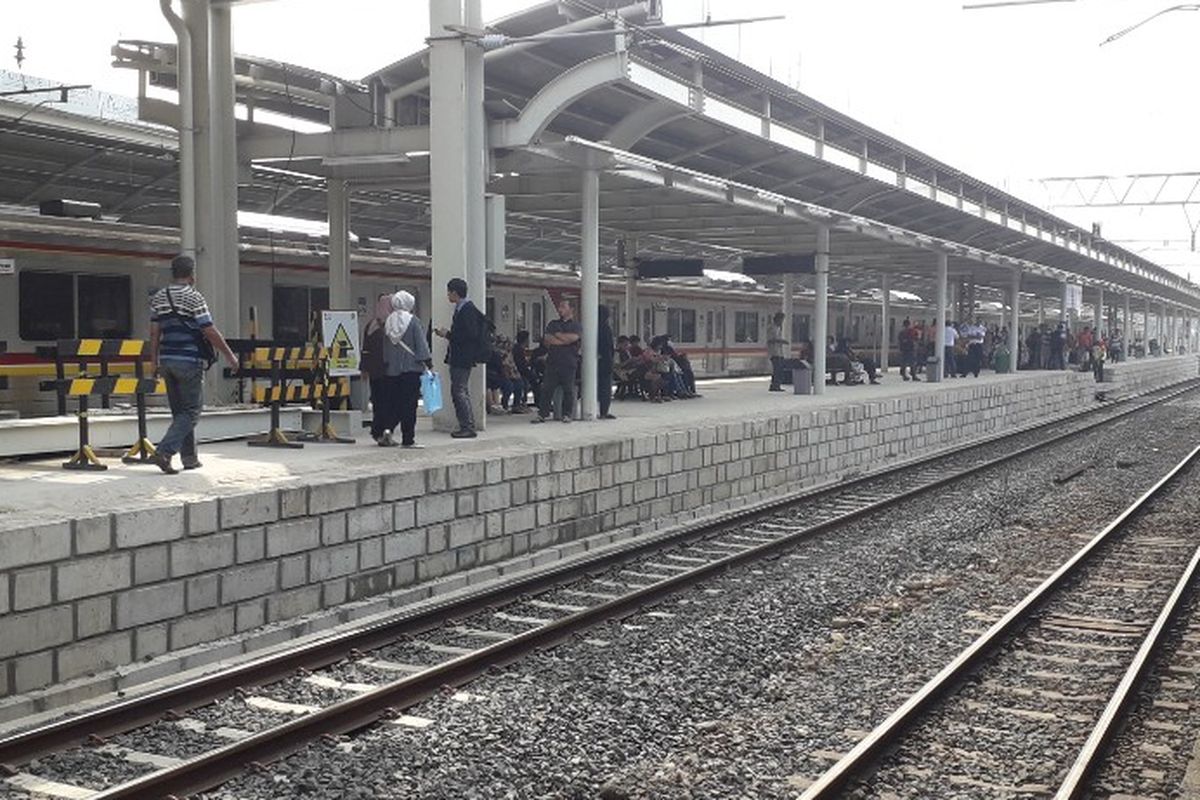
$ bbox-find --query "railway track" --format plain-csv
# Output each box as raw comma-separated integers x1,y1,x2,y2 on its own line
800,442,1200,799
1,380,1198,799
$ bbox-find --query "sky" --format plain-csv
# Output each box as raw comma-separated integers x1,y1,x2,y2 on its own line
5,0,1199,273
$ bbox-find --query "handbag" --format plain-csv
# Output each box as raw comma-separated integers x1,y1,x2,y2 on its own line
420,370,443,415
164,286,217,370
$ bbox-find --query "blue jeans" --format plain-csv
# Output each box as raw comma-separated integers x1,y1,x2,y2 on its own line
158,360,204,460
450,366,475,432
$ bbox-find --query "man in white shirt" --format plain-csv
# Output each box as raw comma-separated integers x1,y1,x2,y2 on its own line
942,320,958,379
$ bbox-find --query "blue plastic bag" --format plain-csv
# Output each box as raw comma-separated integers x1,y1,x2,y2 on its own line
420,370,443,415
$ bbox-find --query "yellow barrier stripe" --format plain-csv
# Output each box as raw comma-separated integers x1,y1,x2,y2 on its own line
77,340,102,356
0,363,148,378
118,340,144,357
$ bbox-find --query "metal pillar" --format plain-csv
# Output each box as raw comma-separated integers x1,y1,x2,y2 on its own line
782,272,795,356
1060,281,1069,324
936,253,948,381
1160,302,1167,351
1145,297,1152,353
159,0,195,258
580,169,600,421
182,0,212,309
1009,270,1021,373
209,1,239,340
1123,295,1131,336
1094,287,1104,333
813,225,830,396
327,179,351,310
1038,297,1045,326
880,273,891,372
623,268,638,337
429,0,487,431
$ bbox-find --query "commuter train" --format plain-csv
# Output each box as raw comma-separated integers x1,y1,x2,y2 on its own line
0,210,1005,416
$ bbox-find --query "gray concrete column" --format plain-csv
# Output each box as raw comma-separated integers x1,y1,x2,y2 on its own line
429,0,486,431
580,169,600,421
160,0,196,258
1123,295,1131,336
936,253,948,380
1038,297,1045,326
183,0,210,280
880,273,891,372
1009,270,1021,373
1094,287,1104,333
327,179,351,310
208,1,239,339
813,225,830,395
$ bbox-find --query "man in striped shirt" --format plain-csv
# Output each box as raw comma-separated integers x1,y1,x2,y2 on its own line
148,255,237,474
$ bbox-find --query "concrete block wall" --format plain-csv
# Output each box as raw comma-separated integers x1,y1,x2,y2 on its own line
0,367,1137,698
1102,354,1199,396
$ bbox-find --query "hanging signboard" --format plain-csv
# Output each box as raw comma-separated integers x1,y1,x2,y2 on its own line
1064,283,1083,312
742,254,816,275
0,258,14,276
321,310,360,377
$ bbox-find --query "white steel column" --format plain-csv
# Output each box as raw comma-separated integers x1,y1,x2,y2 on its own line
782,272,795,356
580,169,600,421
429,0,486,431
813,225,830,395
936,253,948,380
327,179,351,310
209,1,239,340
1145,298,1152,353
1123,295,1131,337
1094,287,1104,333
880,273,891,372
1160,302,1167,351
1038,297,1045,326
1060,281,1069,324
159,0,195,258
1009,270,1021,373
464,0,488,427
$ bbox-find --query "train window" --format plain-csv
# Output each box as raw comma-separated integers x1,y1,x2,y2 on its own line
715,310,725,342
272,285,311,342
516,302,527,335
706,311,713,343
666,309,697,343
642,308,652,340
792,314,810,344
78,275,132,339
531,301,544,342
19,271,75,341
734,311,759,343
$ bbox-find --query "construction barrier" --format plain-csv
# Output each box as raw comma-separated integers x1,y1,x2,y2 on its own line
238,343,353,448
40,340,164,470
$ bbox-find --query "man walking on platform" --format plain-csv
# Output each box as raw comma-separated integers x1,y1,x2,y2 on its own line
963,318,986,377
942,319,958,379
767,312,788,392
532,299,582,423
148,254,237,475
433,277,487,439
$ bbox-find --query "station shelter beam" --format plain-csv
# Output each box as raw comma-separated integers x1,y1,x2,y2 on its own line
880,273,891,372
328,178,351,310
936,253,948,381
429,0,487,431
813,225,830,395
580,168,600,421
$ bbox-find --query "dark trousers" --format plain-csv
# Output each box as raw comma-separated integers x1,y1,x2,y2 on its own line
599,360,613,416
967,343,983,377
158,360,203,460
394,372,420,445
539,364,577,420
770,355,785,389
1048,348,1065,370
943,346,957,377
900,350,917,378
369,377,389,439
450,366,475,432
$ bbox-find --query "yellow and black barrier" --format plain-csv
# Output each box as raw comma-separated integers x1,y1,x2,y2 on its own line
246,344,354,449
45,340,164,471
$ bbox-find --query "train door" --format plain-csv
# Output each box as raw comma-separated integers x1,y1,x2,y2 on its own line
706,307,726,374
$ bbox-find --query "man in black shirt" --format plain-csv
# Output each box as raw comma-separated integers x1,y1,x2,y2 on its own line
532,299,582,423
597,305,616,419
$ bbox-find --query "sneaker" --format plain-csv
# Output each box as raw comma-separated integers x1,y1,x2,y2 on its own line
768,386,783,392
182,459,203,470
450,429,477,439
150,452,178,475
561,417,572,424
530,416,547,424
378,431,398,447
401,442,425,449
600,413,617,420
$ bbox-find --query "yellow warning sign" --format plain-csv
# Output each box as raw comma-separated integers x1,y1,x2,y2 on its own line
321,311,361,377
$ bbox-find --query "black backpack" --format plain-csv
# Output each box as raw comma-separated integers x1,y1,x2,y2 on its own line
474,310,497,365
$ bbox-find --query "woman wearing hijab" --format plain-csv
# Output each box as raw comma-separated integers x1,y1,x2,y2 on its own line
380,290,432,447
361,292,392,443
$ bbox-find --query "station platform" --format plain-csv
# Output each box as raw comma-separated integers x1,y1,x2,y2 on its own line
0,355,1195,704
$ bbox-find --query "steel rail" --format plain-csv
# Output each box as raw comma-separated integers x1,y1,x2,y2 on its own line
0,379,1195,774
800,442,1200,800
1055,521,1200,797
85,389,1200,799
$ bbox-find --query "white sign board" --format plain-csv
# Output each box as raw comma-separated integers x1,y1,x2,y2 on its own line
1064,283,1083,313
0,258,14,276
320,310,360,377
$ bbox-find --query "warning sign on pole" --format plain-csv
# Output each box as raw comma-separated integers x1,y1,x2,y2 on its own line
321,310,360,377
